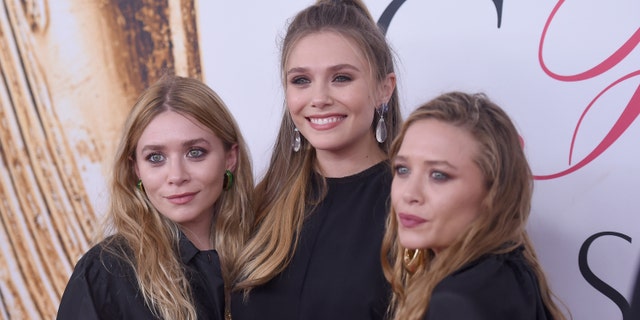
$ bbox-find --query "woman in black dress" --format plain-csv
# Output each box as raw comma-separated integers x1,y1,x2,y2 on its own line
57,75,254,319
231,1,401,319
382,92,569,320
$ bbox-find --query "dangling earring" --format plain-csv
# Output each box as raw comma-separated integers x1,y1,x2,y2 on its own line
375,103,389,143
223,170,234,191
292,127,301,152
136,179,145,193
403,248,424,274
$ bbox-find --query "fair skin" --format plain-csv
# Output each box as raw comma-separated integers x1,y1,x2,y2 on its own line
285,31,395,177
134,110,237,250
391,119,487,254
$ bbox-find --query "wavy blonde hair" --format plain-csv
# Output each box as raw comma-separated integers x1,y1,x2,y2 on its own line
234,0,401,294
381,92,568,320
102,75,254,319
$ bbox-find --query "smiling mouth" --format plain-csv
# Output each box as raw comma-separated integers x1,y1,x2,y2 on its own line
308,116,345,125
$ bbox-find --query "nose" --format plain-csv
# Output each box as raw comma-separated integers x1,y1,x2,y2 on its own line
400,174,424,205
310,82,332,108
167,158,189,185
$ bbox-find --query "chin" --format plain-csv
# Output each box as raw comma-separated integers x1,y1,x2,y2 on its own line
397,232,428,250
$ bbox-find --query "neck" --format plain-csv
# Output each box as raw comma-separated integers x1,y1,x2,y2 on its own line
180,220,213,251
315,135,386,178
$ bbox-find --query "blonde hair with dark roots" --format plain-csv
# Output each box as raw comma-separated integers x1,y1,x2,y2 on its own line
103,75,254,319
234,0,401,294
381,92,568,320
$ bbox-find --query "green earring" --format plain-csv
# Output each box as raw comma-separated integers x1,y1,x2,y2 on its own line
136,179,145,193
223,170,234,191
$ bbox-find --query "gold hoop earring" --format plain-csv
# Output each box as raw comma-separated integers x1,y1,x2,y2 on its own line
403,248,424,274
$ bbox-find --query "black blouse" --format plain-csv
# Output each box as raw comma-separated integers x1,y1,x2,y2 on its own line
425,247,552,320
231,162,392,320
57,234,225,320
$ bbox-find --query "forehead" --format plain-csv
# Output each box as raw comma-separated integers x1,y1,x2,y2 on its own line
286,31,370,70
398,119,479,164
137,110,217,145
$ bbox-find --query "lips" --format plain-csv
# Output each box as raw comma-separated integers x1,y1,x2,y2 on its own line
398,213,427,228
307,115,346,130
166,192,197,205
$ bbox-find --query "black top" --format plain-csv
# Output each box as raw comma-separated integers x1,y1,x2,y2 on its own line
231,162,392,320
425,247,552,320
57,234,225,320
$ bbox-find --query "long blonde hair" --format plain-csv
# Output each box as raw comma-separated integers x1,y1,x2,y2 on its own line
381,92,568,320
103,75,254,319
234,0,401,293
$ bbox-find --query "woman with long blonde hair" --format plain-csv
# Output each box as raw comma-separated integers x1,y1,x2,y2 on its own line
231,0,401,319
382,92,568,319
57,75,254,319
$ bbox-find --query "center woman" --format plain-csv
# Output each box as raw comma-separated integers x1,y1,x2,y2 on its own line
231,1,401,319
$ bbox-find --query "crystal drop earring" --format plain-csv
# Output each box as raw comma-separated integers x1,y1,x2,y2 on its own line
292,127,301,152
375,103,389,143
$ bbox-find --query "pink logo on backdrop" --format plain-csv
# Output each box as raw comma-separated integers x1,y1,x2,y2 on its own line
535,0,640,180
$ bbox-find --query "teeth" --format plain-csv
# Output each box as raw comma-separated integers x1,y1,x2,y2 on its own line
310,116,343,125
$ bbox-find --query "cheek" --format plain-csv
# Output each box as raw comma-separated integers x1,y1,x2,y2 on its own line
285,90,304,112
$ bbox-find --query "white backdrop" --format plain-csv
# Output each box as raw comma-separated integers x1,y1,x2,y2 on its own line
200,1,640,319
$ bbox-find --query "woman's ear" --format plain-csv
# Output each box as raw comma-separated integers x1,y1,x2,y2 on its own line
226,144,239,171
378,72,396,104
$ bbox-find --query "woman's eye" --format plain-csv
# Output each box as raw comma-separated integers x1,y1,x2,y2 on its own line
394,165,409,176
431,171,449,181
147,153,165,163
187,148,206,158
291,76,310,85
333,75,351,82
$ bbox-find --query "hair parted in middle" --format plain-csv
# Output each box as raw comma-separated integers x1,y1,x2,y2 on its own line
105,74,254,320
234,0,401,293
381,91,567,320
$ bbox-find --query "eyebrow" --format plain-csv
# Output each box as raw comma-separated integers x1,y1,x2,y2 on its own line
139,138,210,153
286,63,361,76
394,155,458,170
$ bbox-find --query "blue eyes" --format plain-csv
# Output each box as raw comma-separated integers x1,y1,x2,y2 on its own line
289,75,352,85
291,77,310,85
430,171,449,181
393,165,450,182
395,166,410,176
187,149,205,158
145,148,207,164
147,153,165,163
334,75,351,82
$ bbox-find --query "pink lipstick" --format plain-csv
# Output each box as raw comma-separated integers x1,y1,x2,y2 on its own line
398,213,427,228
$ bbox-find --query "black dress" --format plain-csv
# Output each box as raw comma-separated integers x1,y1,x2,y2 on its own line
231,162,392,320
424,247,552,320
57,234,225,320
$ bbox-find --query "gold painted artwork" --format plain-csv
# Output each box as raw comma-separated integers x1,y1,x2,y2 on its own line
0,0,201,318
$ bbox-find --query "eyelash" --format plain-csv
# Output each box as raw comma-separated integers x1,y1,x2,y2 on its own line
394,165,410,176
430,171,449,181
333,74,351,82
289,74,352,85
290,76,310,85
146,153,165,164
144,148,207,164
393,164,450,182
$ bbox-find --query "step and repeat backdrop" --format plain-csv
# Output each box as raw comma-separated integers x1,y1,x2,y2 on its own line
203,1,639,320
0,0,637,319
